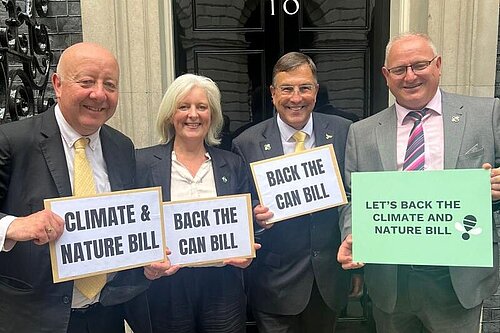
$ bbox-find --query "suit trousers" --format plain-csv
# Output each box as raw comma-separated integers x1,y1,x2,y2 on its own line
252,280,337,333
67,303,124,333
148,266,246,333
372,265,482,333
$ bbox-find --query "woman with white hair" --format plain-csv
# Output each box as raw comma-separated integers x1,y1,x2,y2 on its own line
136,74,255,333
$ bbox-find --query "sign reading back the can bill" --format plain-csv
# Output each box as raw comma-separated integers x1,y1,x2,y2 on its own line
250,145,347,224
352,169,493,267
46,187,165,283
163,194,255,266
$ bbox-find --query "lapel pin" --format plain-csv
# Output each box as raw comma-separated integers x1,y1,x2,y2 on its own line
451,115,460,123
264,143,271,151
325,133,333,140
222,176,228,183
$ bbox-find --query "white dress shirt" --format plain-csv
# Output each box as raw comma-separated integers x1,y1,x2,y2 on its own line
55,105,113,308
277,114,316,154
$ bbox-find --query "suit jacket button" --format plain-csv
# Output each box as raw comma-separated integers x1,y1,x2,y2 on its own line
62,295,70,304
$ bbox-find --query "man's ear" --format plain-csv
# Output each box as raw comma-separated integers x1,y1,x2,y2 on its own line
381,67,390,86
52,73,62,99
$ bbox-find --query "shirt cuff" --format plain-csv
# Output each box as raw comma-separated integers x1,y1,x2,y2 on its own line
0,215,17,252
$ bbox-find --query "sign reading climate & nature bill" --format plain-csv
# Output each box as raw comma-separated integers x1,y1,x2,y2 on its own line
46,187,165,282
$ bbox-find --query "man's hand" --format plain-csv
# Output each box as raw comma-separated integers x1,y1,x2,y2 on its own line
6,209,65,245
144,248,181,280
483,163,500,201
337,234,364,270
254,204,274,229
223,243,261,269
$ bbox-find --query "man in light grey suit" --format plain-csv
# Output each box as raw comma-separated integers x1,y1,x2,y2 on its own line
338,32,500,332
232,52,353,333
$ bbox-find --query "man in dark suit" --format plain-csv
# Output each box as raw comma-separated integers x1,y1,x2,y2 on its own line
0,42,150,333
338,32,500,332
232,52,352,333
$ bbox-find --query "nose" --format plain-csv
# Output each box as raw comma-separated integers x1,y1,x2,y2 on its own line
187,106,198,117
89,83,107,102
289,88,303,102
404,66,418,80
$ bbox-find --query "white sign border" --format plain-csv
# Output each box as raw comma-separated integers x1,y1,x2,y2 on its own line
163,193,255,267
250,144,347,223
46,187,166,283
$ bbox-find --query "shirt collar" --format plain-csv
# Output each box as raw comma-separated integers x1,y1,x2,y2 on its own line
54,104,101,150
277,113,314,142
395,88,442,125
171,150,212,161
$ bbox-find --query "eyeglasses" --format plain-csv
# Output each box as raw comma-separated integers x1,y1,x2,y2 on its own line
386,56,438,77
275,84,316,96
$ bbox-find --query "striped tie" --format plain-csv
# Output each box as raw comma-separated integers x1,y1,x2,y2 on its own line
403,109,428,171
73,138,107,299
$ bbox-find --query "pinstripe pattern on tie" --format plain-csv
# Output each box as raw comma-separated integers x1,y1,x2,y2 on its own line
403,109,429,171
73,137,107,299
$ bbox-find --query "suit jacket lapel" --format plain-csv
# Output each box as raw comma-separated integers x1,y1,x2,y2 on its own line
312,113,335,147
150,142,173,201
376,106,398,171
39,108,72,197
442,91,465,169
101,127,128,191
208,146,232,196
259,117,284,159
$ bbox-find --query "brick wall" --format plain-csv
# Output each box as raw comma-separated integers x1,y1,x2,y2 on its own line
0,0,81,104
38,0,83,99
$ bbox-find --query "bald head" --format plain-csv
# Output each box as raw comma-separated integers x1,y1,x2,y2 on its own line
52,42,120,135
56,42,119,80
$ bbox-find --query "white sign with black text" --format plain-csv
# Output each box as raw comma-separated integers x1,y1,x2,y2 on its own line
163,194,255,266
46,187,165,283
250,145,347,223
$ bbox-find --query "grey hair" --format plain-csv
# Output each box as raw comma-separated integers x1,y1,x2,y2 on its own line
385,32,438,66
156,73,223,145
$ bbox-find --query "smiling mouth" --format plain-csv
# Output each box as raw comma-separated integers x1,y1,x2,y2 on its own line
185,122,201,128
403,83,422,90
287,105,305,111
84,105,105,112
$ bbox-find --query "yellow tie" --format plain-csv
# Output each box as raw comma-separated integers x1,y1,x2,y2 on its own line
292,131,307,152
73,138,107,299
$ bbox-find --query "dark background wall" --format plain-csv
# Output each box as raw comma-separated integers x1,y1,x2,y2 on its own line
0,0,82,101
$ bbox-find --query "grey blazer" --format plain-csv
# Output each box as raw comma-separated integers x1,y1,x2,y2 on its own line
232,112,352,315
339,90,500,313
0,107,151,333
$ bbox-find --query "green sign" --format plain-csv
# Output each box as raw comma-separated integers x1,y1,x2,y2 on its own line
352,169,493,267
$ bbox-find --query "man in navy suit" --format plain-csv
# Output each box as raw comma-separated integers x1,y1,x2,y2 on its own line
232,52,353,333
0,43,150,333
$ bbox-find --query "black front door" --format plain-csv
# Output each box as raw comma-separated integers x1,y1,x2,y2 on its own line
173,0,389,134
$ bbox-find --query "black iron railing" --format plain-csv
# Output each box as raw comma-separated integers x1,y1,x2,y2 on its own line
0,0,53,123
